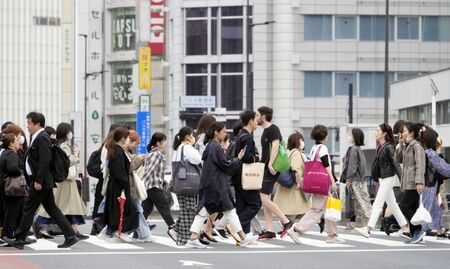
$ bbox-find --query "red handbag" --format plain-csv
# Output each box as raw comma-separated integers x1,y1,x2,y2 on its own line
302,145,330,195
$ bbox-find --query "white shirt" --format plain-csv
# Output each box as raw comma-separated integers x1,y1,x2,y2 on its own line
310,144,331,165
172,144,202,165
25,128,45,176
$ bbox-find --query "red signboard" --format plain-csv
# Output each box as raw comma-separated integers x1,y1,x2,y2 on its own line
150,0,165,56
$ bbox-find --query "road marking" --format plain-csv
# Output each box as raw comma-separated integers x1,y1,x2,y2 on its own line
309,231,421,247
84,237,143,250
280,236,353,248
423,236,450,245
216,237,284,248
26,237,70,251
179,260,212,267
1,248,450,257
151,236,187,249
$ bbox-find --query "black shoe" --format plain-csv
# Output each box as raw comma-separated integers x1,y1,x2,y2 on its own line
149,224,157,231
318,218,325,234
133,232,139,239
36,231,54,239
0,238,8,247
76,232,89,240
212,228,228,239
200,232,218,243
258,231,276,240
3,238,25,250
58,236,79,248
198,237,210,245
382,218,391,236
90,223,102,235
24,237,37,245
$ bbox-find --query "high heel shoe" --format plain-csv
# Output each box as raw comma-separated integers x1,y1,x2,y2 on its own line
200,231,218,243
318,218,325,234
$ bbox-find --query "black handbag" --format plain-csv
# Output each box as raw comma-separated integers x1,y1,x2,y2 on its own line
4,175,29,197
171,145,202,195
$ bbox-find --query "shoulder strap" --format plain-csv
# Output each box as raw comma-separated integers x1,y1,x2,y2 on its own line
180,144,185,161
313,145,322,161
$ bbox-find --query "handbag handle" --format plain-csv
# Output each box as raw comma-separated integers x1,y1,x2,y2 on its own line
312,145,322,161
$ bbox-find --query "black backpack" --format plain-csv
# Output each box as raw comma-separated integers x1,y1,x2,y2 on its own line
50,144,70,183
87,149,103,179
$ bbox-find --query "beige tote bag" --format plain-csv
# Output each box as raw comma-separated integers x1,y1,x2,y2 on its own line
241,162,265,190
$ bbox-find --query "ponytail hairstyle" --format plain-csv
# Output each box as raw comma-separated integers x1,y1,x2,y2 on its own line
378,123,394,145
147,132,167,152
403,122,421,140
105,127,129,160
204,122,226,145
173,127,194,150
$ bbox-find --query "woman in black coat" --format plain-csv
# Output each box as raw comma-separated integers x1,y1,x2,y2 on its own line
0,125,26,241
185,122,258,249
103,127,139,240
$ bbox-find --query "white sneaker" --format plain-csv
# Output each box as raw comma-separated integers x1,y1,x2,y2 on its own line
167,228,178,243
186,239,207,249
326,236,346,244
138,235,153,243
116,232,133,243
239,235,258,247
354,227,370,238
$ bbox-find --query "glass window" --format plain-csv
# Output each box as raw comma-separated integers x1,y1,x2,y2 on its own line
422,16,450,42
360,16,395,41
304,15,332,41
335,73,356,96
335,16,356,39
221,63,243,111
186,8,207,18
397,16,419,40
396,72,419,81
304,72,332,97
111,62,133,105
185,64,208,96
222,6,243,17
186,20,208,55
112,9,136,51
359,72,394,98
222,19,243,54
211,18,218,55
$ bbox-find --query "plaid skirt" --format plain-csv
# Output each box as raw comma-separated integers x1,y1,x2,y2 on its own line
175,194,198,245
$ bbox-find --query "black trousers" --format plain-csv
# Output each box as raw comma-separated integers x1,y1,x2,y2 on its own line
234,184,262,234
399,190,421,235
0,193,24,238
92,177,104,218
15,188,76,240
142,188,175,227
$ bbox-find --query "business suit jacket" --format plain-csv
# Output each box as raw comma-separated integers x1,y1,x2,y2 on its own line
26,130,54,190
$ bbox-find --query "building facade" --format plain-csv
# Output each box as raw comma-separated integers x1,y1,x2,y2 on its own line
166,0,450,155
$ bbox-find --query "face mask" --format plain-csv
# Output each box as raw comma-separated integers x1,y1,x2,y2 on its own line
300,140,305,150
19,135,25,145
67,132,73,141
125,137,131,145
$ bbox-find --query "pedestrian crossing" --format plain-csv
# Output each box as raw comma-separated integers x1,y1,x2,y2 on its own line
14,231,450,251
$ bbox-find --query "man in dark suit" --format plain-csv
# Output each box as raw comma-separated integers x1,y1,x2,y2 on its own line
5,112,79,249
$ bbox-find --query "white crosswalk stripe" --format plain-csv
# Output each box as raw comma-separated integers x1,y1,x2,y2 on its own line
20,232,450,251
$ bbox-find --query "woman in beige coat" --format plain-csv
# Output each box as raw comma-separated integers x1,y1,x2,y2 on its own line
35,123,88,240
273,132,310,219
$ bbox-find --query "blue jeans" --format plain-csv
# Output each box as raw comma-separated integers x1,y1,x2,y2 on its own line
131,198,151,239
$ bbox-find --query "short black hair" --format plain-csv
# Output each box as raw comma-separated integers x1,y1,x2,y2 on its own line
351,128,365,146
240,110,256,126
232,120,243,137
148,132,167,152
1,121,13,132
311,125,328,142
26,112,45,127
257,106,273,122
403,122,421,140
56,122,73,143
45,126,56,136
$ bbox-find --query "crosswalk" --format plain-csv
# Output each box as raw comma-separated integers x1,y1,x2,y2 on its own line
14,231,450,251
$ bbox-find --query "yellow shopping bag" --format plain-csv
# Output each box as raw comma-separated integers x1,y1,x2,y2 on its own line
324,195,342,222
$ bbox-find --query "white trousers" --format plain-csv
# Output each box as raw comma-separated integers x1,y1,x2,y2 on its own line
367,176,407,229
190,207,243,235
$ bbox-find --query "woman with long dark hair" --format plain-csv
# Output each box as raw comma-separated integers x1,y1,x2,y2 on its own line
103,127,139,240
172,127,202,245
355,123,409,239
186,122,258,248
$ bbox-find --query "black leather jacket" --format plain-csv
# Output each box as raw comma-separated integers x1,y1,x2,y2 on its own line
378,143,402,179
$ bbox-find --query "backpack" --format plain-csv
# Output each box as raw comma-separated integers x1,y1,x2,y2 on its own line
87,149,103,179
50,144,70,183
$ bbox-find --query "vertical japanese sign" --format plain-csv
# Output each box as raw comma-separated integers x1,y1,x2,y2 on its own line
136,111,152,154
87,0,103,212
139,47,151,90
150,0,165,56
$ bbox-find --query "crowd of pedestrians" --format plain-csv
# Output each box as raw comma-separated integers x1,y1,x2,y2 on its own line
0,109,449,250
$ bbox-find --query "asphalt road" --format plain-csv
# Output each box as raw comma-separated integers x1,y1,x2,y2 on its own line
1,219,450,269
